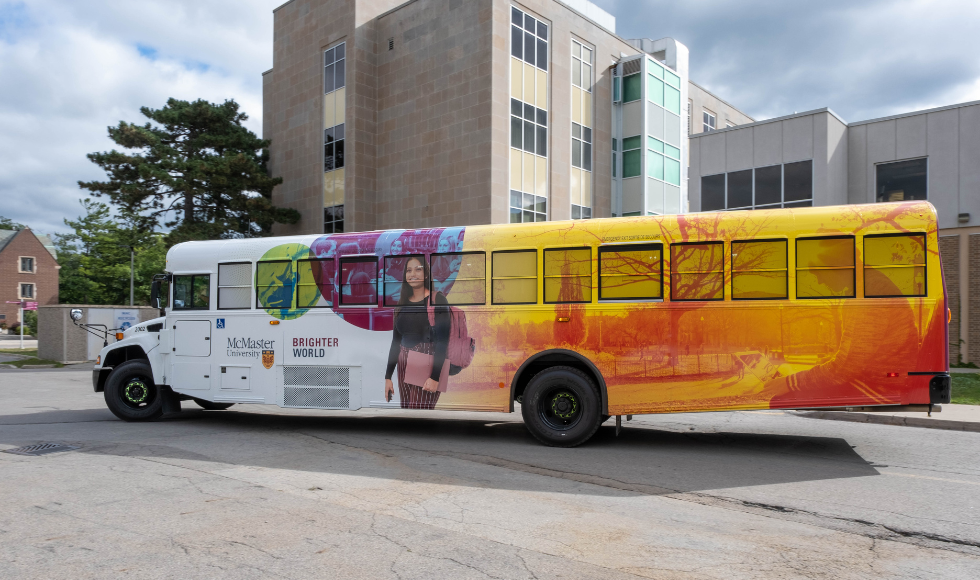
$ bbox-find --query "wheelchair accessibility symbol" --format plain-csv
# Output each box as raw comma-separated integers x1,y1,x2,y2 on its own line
216,318,225,329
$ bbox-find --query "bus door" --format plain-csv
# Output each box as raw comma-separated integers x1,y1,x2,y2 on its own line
172,320,212,391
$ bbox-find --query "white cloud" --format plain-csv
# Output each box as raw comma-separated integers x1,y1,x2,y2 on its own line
0,0,276,234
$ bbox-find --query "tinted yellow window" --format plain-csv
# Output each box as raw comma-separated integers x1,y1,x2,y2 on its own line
296,259,333,308
796,237,855,298
731,240,787,299
544,248,592,303
864,234,926,297
256,261,295,309
599,245,663,300
433,252,486,305
671,242,724,300
492,250,537,304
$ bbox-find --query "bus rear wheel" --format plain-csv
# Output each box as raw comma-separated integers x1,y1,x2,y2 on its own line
521,366,602,447
104,360,163,422
193,399,235,411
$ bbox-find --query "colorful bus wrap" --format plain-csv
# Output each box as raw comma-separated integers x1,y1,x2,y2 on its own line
92,202,950,446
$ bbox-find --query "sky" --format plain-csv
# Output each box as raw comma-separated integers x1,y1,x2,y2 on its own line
1,0,979,235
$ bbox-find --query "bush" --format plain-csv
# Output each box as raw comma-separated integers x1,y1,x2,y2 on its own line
7,322,20,335
23,310,37,337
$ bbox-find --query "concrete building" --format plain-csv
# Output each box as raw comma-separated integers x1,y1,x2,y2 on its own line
688,99,980,365
0,228,59,329
263,0,750,234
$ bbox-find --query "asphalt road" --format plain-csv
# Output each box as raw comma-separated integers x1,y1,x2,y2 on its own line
2,369,979,579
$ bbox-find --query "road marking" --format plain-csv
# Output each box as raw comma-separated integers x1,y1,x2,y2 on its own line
881,471,980,487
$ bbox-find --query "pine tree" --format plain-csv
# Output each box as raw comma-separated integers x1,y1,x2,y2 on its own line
79,98,299,244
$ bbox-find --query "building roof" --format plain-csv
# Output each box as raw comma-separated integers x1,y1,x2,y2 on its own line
0,229,58,260
688,107,848,139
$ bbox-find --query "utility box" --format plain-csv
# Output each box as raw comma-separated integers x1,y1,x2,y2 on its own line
37,305,160,363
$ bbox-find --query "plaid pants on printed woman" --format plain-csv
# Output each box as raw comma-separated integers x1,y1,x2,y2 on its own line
396,343,441,410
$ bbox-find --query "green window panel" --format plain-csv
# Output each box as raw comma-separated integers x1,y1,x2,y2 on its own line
647,74,664,107
665,70,680,89
622,135,641,150
664,143,681,159
613,77,621,102
665,157,681,186
647,150,664,180
623,73,641,103
665,85,681,115
647,58,663,79
623,150,641,178
648,136,663,153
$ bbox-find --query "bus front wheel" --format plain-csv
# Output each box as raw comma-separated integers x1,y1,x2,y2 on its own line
521,366,602,447
104,360,163,422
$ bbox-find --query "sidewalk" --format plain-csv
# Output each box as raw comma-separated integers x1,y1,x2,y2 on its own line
797,404,980,433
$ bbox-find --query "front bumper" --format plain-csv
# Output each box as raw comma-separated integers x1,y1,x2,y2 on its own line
92,367,111,392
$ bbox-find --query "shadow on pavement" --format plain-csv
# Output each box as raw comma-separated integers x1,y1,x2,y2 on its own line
0,407,879,496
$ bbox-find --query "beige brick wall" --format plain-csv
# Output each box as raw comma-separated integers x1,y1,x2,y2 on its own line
374,0,494,230
939,235,960,364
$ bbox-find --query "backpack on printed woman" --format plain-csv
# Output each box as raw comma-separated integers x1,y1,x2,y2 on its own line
427,293,476,375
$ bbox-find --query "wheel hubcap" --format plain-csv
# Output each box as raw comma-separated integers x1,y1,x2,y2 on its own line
124,380,148,404
551,392,578,419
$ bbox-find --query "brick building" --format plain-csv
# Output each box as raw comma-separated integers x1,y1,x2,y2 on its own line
0,229,59,328
262,0,750,234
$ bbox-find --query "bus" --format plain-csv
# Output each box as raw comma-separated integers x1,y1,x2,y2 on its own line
88,201,950,447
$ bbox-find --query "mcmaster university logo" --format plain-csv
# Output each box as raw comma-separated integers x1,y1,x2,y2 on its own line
262,350,274,369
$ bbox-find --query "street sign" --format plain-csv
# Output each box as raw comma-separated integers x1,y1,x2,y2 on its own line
23,302,37,311
4,301,23,305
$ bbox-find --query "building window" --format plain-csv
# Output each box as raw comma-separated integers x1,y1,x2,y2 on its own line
876,158,927,202
571,39,592,220
510,6,549,223
703,109,716,133
700,160,813,211
19,257,34,273
19,283,34,299
622,135,641,178
323,42,346,234
726,121,735,129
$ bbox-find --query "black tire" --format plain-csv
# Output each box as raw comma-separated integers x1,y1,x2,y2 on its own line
104,360,163,422
193,399,235,411
521,365,602,447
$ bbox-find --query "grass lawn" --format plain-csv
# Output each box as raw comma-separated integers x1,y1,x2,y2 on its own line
951,373,980,405
0,358,64,368
0,348,38,358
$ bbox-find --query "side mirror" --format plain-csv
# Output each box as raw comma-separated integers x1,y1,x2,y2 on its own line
70,309,83,322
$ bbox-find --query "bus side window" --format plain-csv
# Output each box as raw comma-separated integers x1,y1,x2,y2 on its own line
670,242,724,301
384,255,426,307
340,256,378,306
864,233,926,297
796,236,855,298
256,260,295,309
433,251,486,305
492,250,537,304
731,240,788,300
544,247,592,303
599,244,663,300
173,274,210,310
297,258,335,308
218,262,252,309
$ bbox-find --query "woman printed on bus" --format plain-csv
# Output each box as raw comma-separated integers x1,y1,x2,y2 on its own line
384,256,451,409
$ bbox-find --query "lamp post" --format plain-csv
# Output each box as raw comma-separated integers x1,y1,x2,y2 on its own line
118,244,134,306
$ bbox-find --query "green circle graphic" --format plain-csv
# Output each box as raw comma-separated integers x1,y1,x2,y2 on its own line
256,243,313,320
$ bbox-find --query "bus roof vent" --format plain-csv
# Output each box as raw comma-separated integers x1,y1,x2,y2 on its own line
282,366,352,409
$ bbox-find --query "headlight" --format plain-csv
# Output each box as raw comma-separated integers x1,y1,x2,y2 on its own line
96,355,101,365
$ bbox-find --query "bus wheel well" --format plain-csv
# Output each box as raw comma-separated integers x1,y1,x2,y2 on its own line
97,346,149,392
510,350,607,414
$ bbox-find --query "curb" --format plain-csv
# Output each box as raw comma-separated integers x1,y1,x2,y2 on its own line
797,410,980,433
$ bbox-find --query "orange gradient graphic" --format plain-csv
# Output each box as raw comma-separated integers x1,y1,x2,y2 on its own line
296,201,945,414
